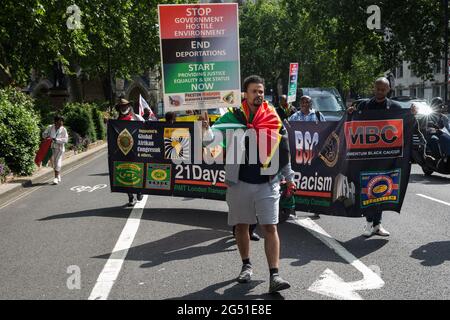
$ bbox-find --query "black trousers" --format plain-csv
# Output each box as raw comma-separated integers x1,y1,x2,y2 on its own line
127,192,142,201
365,211,382,226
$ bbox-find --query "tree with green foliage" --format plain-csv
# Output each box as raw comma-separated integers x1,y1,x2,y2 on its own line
0,0,189,100
0,88,40,175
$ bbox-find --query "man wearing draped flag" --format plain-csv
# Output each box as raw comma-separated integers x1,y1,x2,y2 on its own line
202,75,295,294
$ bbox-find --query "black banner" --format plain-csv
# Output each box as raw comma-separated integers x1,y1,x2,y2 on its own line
108,109,414,217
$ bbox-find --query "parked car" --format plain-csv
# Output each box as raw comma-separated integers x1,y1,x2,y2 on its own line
391,96,434,115
297,88,346,121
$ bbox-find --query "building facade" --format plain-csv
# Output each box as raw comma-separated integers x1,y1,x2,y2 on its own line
390,60,448,103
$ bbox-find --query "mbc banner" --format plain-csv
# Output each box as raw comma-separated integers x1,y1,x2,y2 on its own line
108,109,415,217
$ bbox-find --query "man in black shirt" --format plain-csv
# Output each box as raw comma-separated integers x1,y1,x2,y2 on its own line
348,77,403,237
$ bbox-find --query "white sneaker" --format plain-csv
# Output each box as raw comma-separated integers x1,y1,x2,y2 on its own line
363,222,374,237
373,224,390,236
58,175,61,182
53,178,59,185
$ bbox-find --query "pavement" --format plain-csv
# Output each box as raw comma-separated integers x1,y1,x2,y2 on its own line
0,142,107,205
0,150,449,300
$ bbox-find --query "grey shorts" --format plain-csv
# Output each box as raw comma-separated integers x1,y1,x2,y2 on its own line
226,180,281,226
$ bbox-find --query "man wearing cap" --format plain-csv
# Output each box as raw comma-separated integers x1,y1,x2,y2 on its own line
116,98,144,206
288,95,326,122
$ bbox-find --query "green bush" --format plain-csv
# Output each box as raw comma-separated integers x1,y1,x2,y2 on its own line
91,106,106,140
63,103,97,143
0,157,11,183
0,87,41,175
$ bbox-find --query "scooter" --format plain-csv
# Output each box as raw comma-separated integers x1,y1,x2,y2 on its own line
412,127,450,176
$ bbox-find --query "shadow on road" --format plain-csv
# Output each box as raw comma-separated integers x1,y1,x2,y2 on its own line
94,228,236,268
39,207,389,269
410,241,450,266
88,172,109,176
37,206,134,221
278,220,389,267
409,173,450,185
169,279,285,300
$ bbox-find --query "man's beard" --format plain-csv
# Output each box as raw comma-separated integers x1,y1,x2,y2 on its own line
253,96,263,106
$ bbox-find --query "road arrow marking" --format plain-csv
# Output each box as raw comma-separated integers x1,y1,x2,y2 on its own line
291,217,385,300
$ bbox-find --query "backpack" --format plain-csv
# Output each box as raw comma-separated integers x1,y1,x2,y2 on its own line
315,110,322,122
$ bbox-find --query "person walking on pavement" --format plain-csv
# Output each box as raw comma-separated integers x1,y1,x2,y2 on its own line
116,98,144,206
201,75,295,293
276,94,296,121
42,115,68,185
347,77,404,237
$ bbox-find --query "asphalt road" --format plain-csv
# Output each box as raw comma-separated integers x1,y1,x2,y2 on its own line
0,151,449,300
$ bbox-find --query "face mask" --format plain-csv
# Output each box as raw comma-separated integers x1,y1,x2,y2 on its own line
120,107,130,115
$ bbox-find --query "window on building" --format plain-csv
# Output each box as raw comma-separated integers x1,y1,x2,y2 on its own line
410,87,417,98
397,64,403,78
418,85,425,98
435,61,442,74
409,65,416,78
433,86,441,98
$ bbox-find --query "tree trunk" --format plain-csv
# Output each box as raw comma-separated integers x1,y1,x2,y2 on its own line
68,74,83,103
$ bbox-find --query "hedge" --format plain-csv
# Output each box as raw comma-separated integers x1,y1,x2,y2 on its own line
0,88,41,175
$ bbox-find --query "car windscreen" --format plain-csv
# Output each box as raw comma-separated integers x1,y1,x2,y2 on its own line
394,100,412,109
311,94,344,112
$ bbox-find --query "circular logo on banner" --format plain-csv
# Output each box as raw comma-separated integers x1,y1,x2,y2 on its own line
117,129,134,156
151,169,168,181
367,175,393,199
319,132,340,168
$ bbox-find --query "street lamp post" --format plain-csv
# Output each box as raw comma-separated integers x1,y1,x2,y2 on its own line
444,0,450,105
445,0,448,104
107,47,113,112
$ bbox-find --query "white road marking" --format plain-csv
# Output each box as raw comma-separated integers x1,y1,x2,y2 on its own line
0,151,106,211
70,184,107,193
417,194,450,207
88,195,148,300
291,217,385,300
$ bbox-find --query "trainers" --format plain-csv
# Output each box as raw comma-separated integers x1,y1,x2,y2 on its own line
269,274,291,293
136,193,143,201
58,175,61,182
373,224,390,236
237,264,253,283
53,178,59,185
363,222,374,237
127,198,136,207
